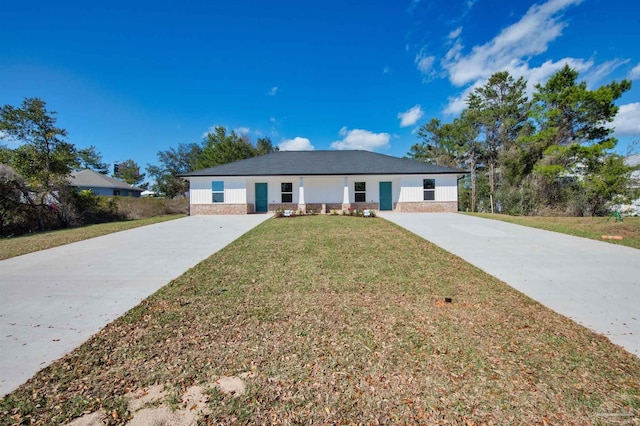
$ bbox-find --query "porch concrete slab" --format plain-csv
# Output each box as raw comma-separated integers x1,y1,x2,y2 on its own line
380,212,640,357
0,214,271,397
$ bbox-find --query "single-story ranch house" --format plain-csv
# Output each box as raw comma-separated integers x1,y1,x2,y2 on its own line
181,150,466,214
71,169,143,197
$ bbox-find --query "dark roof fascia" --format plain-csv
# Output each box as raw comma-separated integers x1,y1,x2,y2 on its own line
181,171,467,177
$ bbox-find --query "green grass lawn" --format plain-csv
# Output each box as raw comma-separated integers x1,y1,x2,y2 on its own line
467,213,640,249
2,216,639,424
0,215,185,261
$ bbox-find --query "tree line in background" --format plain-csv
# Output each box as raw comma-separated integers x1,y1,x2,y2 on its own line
146,126,277,198
408,65,639,216
0,97,276,236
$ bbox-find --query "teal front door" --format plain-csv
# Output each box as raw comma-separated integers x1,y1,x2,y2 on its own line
255,183,268,212
379,182,392,210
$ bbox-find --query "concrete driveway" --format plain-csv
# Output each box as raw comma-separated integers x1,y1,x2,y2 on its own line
0,214,270,397
380,213,640,357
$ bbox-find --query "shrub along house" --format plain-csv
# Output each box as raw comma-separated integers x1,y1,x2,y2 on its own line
180,150,466,214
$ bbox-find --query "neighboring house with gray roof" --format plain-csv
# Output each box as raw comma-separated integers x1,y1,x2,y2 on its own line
71,169,143,197
625,154,640,214
181,150,466,214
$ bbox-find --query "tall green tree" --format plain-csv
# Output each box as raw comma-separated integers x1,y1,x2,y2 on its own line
0,163,30,235
531,65,632,215
450,111,483,212
76,145,109,174
195,126,256,169
0,98,77,230
408,113,485,211
467,71,529,210
409,118,460,167
114,159,145,186
147,129,277,196
255,137,278,156
147,143,201,197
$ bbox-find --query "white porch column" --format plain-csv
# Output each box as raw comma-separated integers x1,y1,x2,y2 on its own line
342,176,350,210
298,177,306,212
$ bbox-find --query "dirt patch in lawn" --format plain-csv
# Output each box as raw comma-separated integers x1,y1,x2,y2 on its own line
68,375,251,426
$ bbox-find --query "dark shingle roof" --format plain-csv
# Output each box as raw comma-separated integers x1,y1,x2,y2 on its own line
182,150,466,177
71,169,143,191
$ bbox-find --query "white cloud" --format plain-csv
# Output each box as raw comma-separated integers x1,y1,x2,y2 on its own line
202,125,252,138
629,63,640,80
398,105,425,127
279,137,314,151
270,117,277,123
444,84,480,115
415,50,435,75
267,86,278,96
202,126,217,138
424,0,627,117
444,39,463,63
330,127,390,151
383,66,391,74
610,103,640,136
509,57,592,96
448,27,462,40
443,0,583,87
407,0,422,13
584,59,629,87
443,57,594,115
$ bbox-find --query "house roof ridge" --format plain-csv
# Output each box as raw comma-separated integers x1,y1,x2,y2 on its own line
71,169,144,191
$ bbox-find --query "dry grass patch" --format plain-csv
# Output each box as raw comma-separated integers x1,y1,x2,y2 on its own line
0,215,184,260
467,213,640,249
1,216,639,424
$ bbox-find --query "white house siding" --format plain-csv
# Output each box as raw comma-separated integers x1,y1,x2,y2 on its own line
269,177,298,204
225,178,247,204
246,177,299,205
304,177,344,203
398,175,458,202
271,176,403,204
244,177,301,210
189,177,246,204
189,177,212,204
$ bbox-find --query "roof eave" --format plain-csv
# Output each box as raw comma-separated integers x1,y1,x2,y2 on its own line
181,170,468,178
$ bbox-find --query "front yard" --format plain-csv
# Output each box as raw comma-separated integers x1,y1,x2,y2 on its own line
2,215,639,424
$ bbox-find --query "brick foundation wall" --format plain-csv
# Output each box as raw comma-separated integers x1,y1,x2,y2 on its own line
303,203,345,213
190,201,458,214
352,202,378,211
268,203,298,212
325,203,343,212
305,203,324,213
190,204,251,215
395,201,457,213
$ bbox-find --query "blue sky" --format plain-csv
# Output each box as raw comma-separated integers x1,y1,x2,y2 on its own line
1,0,639,182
